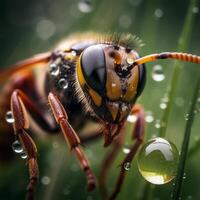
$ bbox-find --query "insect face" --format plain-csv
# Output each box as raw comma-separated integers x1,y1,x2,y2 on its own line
77,44,146,123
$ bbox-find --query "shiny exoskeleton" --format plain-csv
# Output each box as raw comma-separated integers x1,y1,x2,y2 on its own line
0,33,200,200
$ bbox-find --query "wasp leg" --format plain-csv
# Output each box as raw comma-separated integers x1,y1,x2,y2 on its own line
48,92,96,191
99,128,125,199
108,105,145,200
10,90,41,200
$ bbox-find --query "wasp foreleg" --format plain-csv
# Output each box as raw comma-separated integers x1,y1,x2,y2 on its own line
48,92,96,191
10,90,40,200
108,105,145,200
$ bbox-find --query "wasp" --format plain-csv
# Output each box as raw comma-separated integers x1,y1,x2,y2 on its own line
0,32,200,200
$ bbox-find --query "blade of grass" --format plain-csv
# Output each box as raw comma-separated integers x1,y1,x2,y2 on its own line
142,0,199,199
172,76,200,200
159,0,199,138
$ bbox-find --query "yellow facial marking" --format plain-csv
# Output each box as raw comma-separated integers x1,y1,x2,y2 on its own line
77,57,86,87
107,102,119,121
123,66,139,101
106,69,122,100
88,88,102,107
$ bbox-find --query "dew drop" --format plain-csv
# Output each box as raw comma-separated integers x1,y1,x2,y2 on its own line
36,19,55,40
152,65,165,82
160,97,168,110
49,63,60,76
175,97,185,107
71,50,77,57
41,176,51,185
154,8,163,18
155,120,161,129
185,113,189,121
78,0,93,13
127,114,137,123
5,111,15,123
20,151,28,159
119,14,132,29
137,137,179,185
145,111,154,123
124,162,131,171
58,78,68,89
192,6,199,14
126,56,134,65
123,147,131,154
12,140,23,153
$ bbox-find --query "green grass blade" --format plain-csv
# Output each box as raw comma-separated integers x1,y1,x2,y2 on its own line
159,0,199,138
172,76,200,200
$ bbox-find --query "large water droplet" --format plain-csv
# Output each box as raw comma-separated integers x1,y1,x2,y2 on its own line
58,78,68,89
124,162,131,171
78,0,93,13
137,137,179,185
49,63,60,76
152,65,165,82
12,140,23,153
145,111,154,123
5,111,15,123
127,114,137,123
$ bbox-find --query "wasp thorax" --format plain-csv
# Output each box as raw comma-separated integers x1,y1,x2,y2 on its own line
77,44,146,123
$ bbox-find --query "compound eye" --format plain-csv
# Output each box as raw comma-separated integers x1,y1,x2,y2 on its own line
80,45,106,95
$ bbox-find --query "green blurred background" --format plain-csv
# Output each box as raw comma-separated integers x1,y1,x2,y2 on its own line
0,0,200,199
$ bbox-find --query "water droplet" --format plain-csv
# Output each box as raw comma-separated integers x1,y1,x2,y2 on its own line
155,120,161,129
129,0,142,6
185,113,189,121
160,97,168,110
126,56,134,65
124,162,131,171
192,6,199,13
152,65,165,82
12,140,23,153
175,97,185,107
41,176,51,185
58,78,68,89
5,111,15,123
137,137,179,185
119,14,132,29
87,196,93,200
49,63,60,76
154,8,163,18
187,195,193,200
71,50,77,57
63,186,70,195
145,111,154,123
127,114,137,123
123,147,131,154
78,0,93,13
36,19,55,40
20,151,28,159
